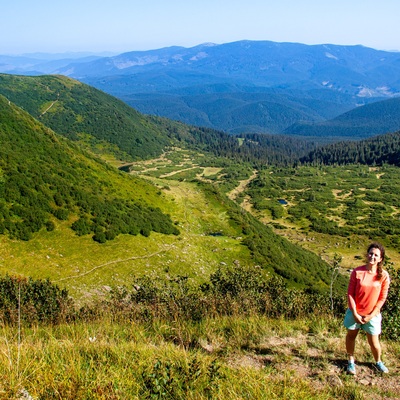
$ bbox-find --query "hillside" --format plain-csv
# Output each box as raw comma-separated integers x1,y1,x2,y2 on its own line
300,131,400,165
0,94,179,243
0,74,170,161
285,97,400,139
0,73,317,165
2,316,399,399
0,89,345,299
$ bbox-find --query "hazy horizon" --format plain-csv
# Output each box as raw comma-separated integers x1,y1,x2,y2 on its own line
2,0,399,55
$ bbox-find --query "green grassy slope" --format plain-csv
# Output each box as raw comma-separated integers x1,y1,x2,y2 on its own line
0,92,343,299
0,73,170,161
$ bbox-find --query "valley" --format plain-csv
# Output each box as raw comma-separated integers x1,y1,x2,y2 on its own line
122,149,400,274
1,72,400,399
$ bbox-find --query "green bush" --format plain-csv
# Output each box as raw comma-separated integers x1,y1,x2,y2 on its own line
0,275,73,325
382,265,400,340
103,264,346,326
140,357,222,399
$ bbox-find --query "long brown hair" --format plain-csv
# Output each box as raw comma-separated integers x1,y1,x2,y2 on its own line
367,242,385,280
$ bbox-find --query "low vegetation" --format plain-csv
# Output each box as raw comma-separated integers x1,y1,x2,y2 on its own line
1,264,399,399
243,164,400,254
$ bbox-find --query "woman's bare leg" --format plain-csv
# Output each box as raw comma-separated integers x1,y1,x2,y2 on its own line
366,333,381,362
346,329,359,362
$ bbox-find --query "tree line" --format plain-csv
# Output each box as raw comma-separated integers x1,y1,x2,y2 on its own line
300,131,400,166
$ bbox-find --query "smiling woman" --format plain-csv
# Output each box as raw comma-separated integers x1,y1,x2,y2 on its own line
344,242,391,375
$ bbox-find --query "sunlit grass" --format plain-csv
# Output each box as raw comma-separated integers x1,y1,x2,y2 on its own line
0,177,251,301
2,314,398,399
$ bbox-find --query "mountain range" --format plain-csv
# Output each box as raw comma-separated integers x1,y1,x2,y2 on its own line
2,40,400,138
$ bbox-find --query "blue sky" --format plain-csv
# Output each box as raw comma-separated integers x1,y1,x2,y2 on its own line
2,0,400,55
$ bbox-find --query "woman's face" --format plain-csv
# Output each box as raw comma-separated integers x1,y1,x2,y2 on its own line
367,247,382,267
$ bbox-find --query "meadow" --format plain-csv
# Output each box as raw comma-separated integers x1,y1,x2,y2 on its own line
2,149,400,399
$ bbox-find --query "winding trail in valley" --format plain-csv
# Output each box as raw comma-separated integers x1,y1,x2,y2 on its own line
227,169,258,203
54,246,172,283
55,169,258,283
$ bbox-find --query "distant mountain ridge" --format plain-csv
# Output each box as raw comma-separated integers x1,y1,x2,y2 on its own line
2,40,400,138
56,41,400,96
284,97,400,139
63,40,400,136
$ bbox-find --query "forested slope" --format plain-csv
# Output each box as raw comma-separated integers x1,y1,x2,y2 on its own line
0,73,317,165
0,74,170,161
285,97,400,140
300,131,400,165
0,94,178,242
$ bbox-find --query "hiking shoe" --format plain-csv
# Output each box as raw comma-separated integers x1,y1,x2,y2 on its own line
347,361,356,375
375,361,389,373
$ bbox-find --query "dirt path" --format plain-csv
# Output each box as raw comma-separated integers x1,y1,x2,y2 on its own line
39,93,59,117
228,333,400,398
227,170,258,201
54,246,173,283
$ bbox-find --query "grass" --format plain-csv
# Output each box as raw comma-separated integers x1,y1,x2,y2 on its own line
0,177,251,301
1,315,398,399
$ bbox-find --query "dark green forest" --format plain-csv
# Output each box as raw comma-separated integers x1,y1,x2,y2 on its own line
300,131,400,166
154,117,317,166
0,95,178,242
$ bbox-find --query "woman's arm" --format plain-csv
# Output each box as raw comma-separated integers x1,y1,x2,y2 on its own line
347,269,364,324
362,272,390,323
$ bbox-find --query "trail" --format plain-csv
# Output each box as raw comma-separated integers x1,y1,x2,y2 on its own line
227,170,258,201
54,246,172,282
39,93,59,117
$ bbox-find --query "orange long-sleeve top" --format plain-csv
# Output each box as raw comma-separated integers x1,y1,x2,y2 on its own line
347,265,390,316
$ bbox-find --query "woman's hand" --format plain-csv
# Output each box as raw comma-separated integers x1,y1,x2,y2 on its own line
352,311,364,324
361,314,372,324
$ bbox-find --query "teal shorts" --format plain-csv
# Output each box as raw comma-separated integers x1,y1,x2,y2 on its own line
343,308,382,335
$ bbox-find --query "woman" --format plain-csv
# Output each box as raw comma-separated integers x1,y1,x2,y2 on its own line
344,242,390,375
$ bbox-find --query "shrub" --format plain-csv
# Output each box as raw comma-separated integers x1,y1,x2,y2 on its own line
382,265,400,340
102,264,346,325
140,357,223,399
0,275,73,325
